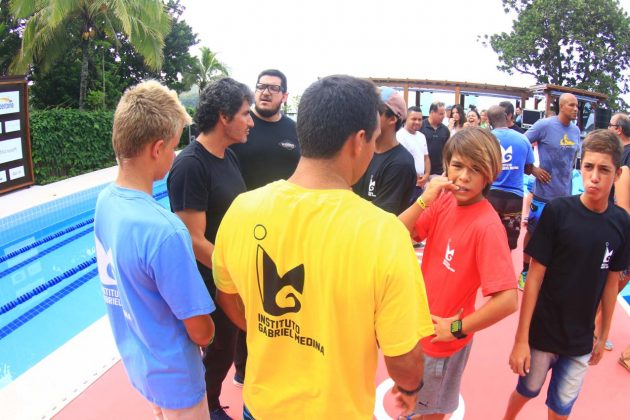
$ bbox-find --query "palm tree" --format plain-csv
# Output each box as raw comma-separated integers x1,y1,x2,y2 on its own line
10,0,170,109
186,47,229,94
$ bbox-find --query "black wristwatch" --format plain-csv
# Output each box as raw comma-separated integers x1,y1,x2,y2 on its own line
450,320,467,339
396,379,424,396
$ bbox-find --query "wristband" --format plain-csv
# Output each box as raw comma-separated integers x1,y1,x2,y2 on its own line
396,379,424,396
416,196,428,210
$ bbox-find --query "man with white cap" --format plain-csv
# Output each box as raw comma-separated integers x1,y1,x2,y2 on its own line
353,87,416,214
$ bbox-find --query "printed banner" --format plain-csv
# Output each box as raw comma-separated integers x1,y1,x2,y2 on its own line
0,137,23,164
9,165,25,180
4,119,20,132
0,91,20,115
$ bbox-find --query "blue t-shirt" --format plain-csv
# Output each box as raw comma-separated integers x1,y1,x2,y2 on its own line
94,184,215,409
491,128,535,197
526,117,581,201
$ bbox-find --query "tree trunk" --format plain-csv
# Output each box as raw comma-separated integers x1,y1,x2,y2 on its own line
79,38,89,110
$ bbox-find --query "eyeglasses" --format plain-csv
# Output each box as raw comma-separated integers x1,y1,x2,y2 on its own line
256,83,283,94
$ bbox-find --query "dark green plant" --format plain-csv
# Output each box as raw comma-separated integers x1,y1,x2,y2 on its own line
481,0,630,110
29,109,193,184
29,109,116,184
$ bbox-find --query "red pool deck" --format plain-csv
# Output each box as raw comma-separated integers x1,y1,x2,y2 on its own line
54,243,630,420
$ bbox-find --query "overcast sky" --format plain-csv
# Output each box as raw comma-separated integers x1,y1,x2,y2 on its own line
180,0,630,108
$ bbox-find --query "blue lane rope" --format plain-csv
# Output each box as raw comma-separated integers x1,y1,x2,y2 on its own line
0,227,94,280
0,257,96,316
0,267,99,340
0,189,168,265
0,218,94,264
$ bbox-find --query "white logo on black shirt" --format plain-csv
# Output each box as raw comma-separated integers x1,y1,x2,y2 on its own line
368,176,376,197
443,239,456,272
278,141,296,150
601,242,613,270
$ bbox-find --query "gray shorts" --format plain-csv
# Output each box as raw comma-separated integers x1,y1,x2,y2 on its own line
411,341,473,415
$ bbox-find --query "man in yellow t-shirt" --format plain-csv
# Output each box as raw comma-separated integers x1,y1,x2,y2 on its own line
213,76,434,419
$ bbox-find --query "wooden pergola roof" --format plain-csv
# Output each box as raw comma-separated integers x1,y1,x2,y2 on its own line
368,78,608,112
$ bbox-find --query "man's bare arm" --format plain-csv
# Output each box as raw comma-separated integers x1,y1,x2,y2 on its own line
182,314,215,347
176,209,213,269
216,290,246,331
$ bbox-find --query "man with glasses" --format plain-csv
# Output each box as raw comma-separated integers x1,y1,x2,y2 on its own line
609,113,630,166
230,69,300,390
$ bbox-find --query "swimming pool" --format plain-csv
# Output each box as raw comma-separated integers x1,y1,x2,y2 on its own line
0,180,170,391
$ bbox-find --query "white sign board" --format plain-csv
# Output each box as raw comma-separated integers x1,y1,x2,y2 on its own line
0,138,23,164
0,170,6,183
0,91,20,115
9,165,25,180
4,119,20,132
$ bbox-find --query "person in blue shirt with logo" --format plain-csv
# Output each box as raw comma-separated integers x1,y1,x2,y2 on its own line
486,105,534,251
95,81,215,418
519,93,581,289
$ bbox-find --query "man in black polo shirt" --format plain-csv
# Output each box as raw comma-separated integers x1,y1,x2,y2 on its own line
420,101,450,177
229,69,300,389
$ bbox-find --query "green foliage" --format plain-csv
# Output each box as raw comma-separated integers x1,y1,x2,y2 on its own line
10,0,171,109
29,109,116,184
29,108,193,184
483,0,630,109
115,0,198,93
0,0,22,75
184,46,229,94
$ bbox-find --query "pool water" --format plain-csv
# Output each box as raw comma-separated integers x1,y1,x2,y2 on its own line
0,181,170,389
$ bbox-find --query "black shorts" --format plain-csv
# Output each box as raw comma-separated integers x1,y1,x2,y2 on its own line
487,189,523,250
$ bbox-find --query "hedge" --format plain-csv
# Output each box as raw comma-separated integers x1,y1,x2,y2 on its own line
29,109,193,185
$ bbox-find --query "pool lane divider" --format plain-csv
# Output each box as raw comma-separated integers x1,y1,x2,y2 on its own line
0,266,99,340
0,227,94,279
0,257,97,317
0,189,168,266
0,218,94,265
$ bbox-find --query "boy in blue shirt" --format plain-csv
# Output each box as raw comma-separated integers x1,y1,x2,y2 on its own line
503,130,630,419
95,81,215,418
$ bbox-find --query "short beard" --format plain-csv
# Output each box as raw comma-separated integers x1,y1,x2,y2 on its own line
255,103,282,118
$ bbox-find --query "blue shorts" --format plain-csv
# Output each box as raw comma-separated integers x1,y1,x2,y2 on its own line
516,348,590,416
526,197,547,232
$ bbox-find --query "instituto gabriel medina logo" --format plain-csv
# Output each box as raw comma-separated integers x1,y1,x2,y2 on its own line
253,224,324,355
0,97,15,111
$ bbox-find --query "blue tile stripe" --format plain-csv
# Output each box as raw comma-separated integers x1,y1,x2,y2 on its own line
0,267,99,341
0,257,96,316
0,218,94,264
0,227,94,279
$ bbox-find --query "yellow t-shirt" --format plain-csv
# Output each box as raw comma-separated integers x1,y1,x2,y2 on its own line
213,180,434,419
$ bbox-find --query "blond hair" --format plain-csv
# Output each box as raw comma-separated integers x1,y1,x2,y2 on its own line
443,127,502,194
112,80,192,159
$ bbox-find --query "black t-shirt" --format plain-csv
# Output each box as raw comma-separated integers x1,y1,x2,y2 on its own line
167,141,246,283
419,120,450,175
230,112,300,190
526,195,630,356
509,124,525,134
352,144,416,215
622,144,630,167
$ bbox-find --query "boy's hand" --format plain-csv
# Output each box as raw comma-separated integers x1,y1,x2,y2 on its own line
391,385,417,417
421,176,459,207
531,166,551,184
430,309,463,343
589,339,605,365
509,342,531,376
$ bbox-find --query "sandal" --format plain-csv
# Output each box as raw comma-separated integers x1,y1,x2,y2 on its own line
618,354,630,372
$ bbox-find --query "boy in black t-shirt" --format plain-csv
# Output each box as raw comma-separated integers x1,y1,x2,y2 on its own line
503,130,630,419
